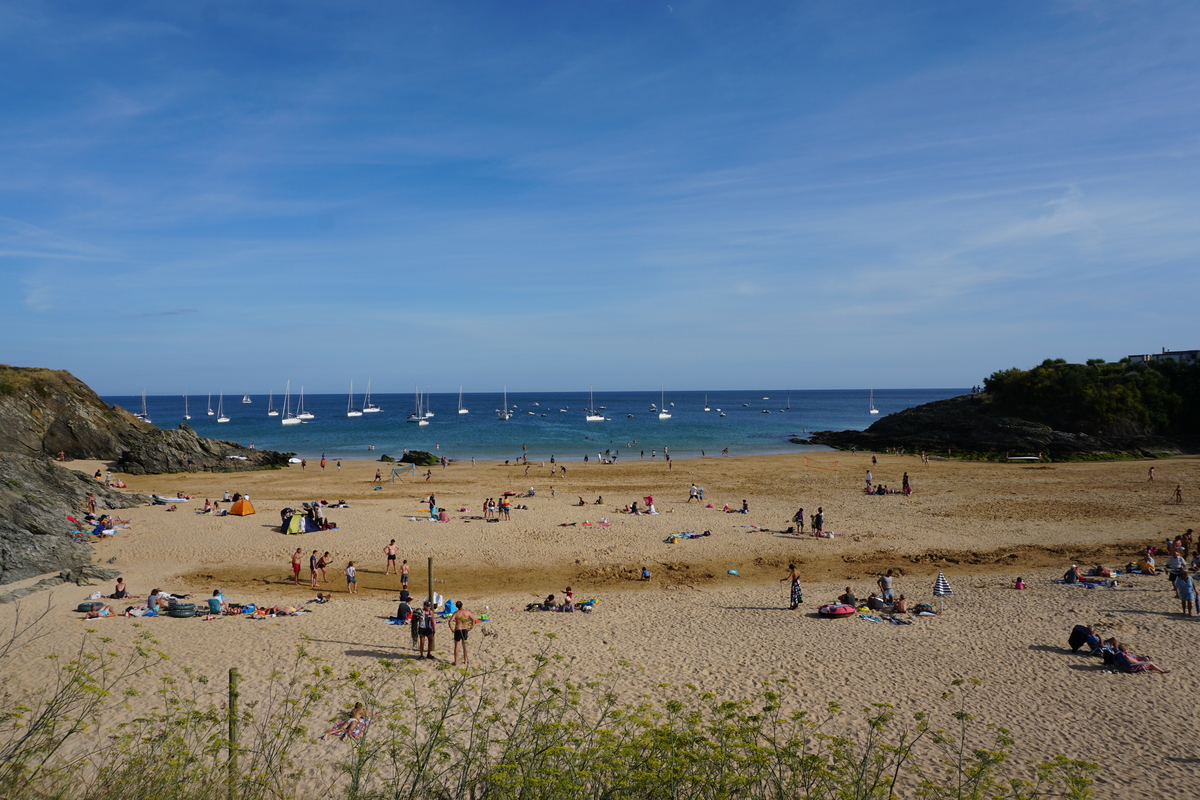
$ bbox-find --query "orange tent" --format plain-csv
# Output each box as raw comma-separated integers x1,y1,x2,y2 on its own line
229,498,256,516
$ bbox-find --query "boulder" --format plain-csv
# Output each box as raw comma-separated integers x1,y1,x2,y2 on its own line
0,454,148,585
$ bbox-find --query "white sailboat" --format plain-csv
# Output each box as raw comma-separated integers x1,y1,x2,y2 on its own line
281,380,302,425
703,395,710,412
362,380,381,413
585,387,605,422
216,393,230,423
347,380,363,417
296,386,314,419
131,390,151,423
407,384,429,424
241,393,252,404
267,391,279,417
658,381,671,420
457,385,469,414
496,386,513,420
182,394,190,421
869,388,879,415
207,393,214,416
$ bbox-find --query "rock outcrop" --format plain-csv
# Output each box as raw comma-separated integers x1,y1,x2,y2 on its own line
0,365,286,472
0,454,147,585
806,394,1188,459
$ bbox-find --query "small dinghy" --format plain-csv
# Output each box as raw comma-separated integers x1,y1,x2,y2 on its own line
818,603,856,618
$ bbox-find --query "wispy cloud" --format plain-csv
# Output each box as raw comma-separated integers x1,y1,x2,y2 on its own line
136,309,199,317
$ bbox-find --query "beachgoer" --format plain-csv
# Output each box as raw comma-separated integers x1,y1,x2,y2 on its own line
345,561,357,594
1014,577,1026,590
894,595,908,613
451,601,478,665
781,564,802,610
793,507,804,535
1174,484,1183,504
87,493,97,514
1147,467,1155,482
84,604,116,619
866,593,887,611
310,550,319,588
111,577,129,599
838,586,858,606
320,456,326,470
401,559,410,588
813,507,824,536
865,470,873,488
417,600,436,658
425,470,432,483
291,548,302,586
641,566,651,581
688,484,698,502
301,459,306,471
318,552,331,582
1175,571,1195,616
741,499,749,514
385,539,399,573
877,569,896,602
374,469,382,483
323,703,366,740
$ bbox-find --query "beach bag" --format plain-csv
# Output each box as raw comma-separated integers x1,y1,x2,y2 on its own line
89,591,102,600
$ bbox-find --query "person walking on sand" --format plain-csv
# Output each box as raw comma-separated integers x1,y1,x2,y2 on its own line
291,548,303,586
384,539,399,573
310,550,320,588
401,559,410,589
345,561,358,594
301,459,307,471
425,469,432,483
781,564,803,609
813,507,824,536
1174,484,1183,504
318,551,331,583
689,484,699,502
878,569,896,602
1174,570,1195,616
374,469,382,483
451,601,478,665
1148,466,1155,482
321,456,326,470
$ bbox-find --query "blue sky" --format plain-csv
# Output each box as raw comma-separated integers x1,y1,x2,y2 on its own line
2,1,1198,395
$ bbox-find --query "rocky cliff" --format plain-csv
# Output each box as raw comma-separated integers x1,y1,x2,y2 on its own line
0,365,287,473
0,454,146,585
805,394,1188,459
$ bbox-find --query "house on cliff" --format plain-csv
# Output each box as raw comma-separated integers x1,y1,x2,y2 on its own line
1126,348,1199,366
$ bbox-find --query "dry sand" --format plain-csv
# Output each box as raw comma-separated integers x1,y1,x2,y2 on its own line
3,451,1199,797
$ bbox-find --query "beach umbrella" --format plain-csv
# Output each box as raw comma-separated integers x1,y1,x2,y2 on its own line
933,572,954,613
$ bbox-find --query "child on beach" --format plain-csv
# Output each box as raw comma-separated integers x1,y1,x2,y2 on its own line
345,561,358,594
1014,577,1026,589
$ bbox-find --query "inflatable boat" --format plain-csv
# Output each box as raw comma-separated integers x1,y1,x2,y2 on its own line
817,603,856,618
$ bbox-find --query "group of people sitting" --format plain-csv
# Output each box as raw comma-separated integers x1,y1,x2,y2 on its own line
525,587,593,612
837,586,912,613
621,499,657,515
1068,625,1169,674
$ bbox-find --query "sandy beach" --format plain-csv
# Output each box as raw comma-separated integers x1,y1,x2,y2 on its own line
3,451,1198,797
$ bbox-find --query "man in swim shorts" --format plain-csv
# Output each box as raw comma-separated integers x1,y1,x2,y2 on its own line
780,564,803,609
878,569,896,602
291,548,302,586
384,539,398,574
451,601,478,665
401,559,409,588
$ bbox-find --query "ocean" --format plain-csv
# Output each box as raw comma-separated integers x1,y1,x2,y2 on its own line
104,388,965,462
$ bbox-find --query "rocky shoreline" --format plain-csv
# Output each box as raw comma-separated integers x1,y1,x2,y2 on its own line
803,394,1191,459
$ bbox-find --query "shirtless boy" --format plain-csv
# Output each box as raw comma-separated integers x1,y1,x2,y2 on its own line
291,548,302,586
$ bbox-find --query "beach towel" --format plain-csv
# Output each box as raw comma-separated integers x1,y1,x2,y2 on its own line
858,614,884,623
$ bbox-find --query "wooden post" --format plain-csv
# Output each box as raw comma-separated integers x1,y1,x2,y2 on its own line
427,556,434,609
228,667,240,800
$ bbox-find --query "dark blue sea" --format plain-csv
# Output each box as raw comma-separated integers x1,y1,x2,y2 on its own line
105,389,964,462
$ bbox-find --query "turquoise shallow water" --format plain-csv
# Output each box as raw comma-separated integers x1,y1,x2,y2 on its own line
105,388,965,462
